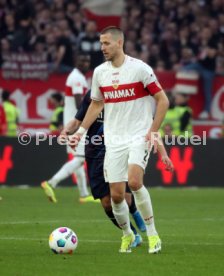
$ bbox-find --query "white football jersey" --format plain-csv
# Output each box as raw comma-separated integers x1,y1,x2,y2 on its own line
64,68,88,155
91,55,162,149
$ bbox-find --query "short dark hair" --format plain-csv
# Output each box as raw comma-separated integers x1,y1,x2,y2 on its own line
1,90,10,101
76,52,91,62
100,26,124,40
51,92,63,103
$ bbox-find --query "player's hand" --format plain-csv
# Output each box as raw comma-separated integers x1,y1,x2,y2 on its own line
161,155,174,172
68,132,82,150
58,129,69,145
145,131,160,153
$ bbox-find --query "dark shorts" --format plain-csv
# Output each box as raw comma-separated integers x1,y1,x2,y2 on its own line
86,157,110,199
86,157,131,199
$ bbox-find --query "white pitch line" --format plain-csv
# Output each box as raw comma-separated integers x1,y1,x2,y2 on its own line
159,218,224,222
0,237,223,246
0,237,118,243
0,219,108,225
0,217,224,225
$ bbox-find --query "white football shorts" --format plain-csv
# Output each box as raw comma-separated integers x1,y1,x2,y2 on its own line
103,141,150,183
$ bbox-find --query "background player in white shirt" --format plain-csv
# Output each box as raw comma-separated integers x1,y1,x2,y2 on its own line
41,54,97,203
69,27,169,253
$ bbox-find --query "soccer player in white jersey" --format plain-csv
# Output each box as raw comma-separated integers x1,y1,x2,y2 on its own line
41,54,97,204
68,27,169,253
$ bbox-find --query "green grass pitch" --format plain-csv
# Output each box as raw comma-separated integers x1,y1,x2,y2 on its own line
0,187,224,276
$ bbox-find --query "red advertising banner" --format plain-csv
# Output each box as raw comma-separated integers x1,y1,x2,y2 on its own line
0,137,223,187
0,71,223,137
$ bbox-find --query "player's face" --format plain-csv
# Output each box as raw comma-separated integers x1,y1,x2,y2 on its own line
100,33,120,61
77,56,90,73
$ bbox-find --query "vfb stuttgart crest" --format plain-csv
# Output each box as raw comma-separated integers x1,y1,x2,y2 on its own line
112,79,119,89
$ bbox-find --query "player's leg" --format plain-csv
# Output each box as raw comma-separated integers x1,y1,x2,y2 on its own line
75,165,97,203
110,181,134,252
124,191,144,246
104,149,134,252
128,165,161,253
125,185,146,232
73,140,97,202
86,171,122,228
41,157,82,202
86,156,124,228
41,181,57,203
110,182,131,235
101,195,120,228
74,159,97,203
51,157,85,188
75,165,89,197
128,144,161,253
86,156,140,247
101,194,142,247
41,156,90,203
87,158,129,231
101,195,137,234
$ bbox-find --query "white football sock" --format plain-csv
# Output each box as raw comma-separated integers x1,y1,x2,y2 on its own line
48,157,84,188
75,166,89,197
132,186,158,236
111,199,132,236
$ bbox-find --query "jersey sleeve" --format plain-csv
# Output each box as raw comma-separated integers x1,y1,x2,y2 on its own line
75,91,91,121
91,69,103,101
140,63,162,96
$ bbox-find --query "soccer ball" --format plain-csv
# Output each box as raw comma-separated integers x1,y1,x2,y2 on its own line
49,227,78,254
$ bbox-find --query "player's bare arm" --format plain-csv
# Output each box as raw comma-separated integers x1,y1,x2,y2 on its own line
146,90,169,152
157,137,174,172
59,119,81,144
68,100,104,149
150,90,169,132
61,119,81,135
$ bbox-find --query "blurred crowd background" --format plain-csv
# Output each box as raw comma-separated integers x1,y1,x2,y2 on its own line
0,0,224,137
0,0,224,73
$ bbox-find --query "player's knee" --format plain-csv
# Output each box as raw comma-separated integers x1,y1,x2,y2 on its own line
111,193,124,204
128,176,142,191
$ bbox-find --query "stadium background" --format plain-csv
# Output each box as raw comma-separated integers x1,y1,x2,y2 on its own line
0,0,223,187
0,1,224,276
